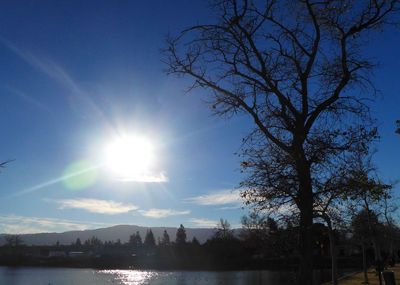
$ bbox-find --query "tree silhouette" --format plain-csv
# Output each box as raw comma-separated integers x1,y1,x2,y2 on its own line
215,219,233,240
396,120,400,135
352,209,382,284
241,212,269,243
161,230,170,246
165,1,399,282
191,237,200,246
175,224,187,245
75,238,82,247
144,229,156,248
4,235,23,248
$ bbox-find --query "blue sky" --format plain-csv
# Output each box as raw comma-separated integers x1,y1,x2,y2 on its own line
0,1,399,234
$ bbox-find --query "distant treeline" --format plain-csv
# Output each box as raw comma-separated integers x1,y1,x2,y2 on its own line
1,217,389,271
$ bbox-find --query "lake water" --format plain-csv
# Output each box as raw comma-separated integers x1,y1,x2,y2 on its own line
0,266,343,284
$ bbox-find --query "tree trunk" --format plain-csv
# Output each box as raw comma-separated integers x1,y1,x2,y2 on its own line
373,239,381,261
298,209,314,285
389,240,394,263
297,163,314,285
362,242,369,284
327,225,338,285
373,240,383,285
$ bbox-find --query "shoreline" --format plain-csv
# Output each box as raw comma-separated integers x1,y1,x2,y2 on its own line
322,264,400,285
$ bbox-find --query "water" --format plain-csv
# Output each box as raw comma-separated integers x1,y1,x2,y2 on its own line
0,266,344,284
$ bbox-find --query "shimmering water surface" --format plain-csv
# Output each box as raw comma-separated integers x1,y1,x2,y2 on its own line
0,266,342,284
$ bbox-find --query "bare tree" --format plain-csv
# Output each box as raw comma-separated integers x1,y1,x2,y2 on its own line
165,1,399,283
381,191,398,264
4,234,23,248
313,171,348,285
346,154,392,284
215,218,234,239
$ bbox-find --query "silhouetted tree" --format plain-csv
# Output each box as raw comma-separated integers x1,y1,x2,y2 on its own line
129,231,143,250
165,1,399,282
312,151,369,285
144,229,156,248
83,236,102,248
381,191,399,262
352,209,382,284
214,218,234,240
175,224,187,245
75,238,82,247
191,237,200,246
241,213,268,244
396,120,400,135
4,235,23,248
161,230,170,246
344,154,393,284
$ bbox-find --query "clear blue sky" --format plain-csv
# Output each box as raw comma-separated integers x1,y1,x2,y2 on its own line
0,0,398,234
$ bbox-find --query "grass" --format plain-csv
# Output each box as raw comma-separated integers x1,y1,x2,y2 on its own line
327,264,400,285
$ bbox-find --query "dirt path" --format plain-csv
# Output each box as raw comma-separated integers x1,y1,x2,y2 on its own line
329,264,400,285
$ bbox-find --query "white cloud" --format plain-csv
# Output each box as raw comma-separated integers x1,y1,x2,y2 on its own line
139,208,190,218
0,215,107,234
54,198,138,215
184,189,242,206
219,205,242,210
189,218,219,228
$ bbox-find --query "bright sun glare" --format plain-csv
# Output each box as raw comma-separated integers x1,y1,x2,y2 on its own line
104,135,155,179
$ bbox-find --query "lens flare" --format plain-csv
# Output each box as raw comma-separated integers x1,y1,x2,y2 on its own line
62,160,98,190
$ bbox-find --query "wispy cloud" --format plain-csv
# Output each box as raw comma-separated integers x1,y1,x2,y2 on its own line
0,215,107,234
219,205,242,210
0,37,82,95
139,208,190,218
54,198,138,215
189,218,218,228
184,189,242,206
4,86,50,112
0,36,104,119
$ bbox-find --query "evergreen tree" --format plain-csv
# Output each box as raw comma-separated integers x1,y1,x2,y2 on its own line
144,229,156,248
84,239,90,247
129,231,143,249
90,236,102,246
175,224,187,245
135,231,143,247
75,238,82,247
161,230,170,246
191,237,200,246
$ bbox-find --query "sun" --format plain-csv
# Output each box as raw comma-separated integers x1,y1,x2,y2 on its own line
104,135,155,179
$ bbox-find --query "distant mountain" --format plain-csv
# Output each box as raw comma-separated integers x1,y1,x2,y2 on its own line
0,225,216,246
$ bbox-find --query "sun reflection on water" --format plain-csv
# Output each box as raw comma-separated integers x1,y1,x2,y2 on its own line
99,270,167,285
